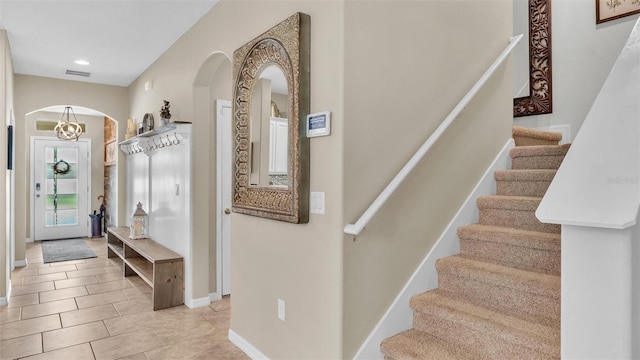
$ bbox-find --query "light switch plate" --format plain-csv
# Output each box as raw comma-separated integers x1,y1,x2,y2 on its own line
278,299,285,321
310,192,325,215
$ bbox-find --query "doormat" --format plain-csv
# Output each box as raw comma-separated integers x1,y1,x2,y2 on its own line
41,238,97,263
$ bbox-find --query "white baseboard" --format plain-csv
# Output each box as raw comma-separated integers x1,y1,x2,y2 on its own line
14,259,27,268
185,296,211,309
537,124,572,144
353,138,515,359
25,237,34,243
209,292,222,302
1,279,12,306
229,329,269,360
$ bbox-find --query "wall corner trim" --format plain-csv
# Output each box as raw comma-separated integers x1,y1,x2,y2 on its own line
228,329,269,360
14,259,26,268
209,293,222,302
353,138,515,359
185,296,211,309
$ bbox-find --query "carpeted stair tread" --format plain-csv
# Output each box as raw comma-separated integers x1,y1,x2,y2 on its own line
436,256,560,327
410,290,560,358
458,224,560,251
477,195,560,233
436,256,559,298
494,169,557,181
458,224,560,275
477,195,541,211
381,329,474,360
510,144,571,170
495,170,557,197
510,144,571,158
512,125,562,146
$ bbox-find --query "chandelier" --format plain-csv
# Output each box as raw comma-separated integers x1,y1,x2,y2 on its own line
54,106,83,141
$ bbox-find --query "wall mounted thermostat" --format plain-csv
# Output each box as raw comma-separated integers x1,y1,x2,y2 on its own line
306,111,331,138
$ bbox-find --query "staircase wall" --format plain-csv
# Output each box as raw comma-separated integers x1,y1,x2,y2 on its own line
342,2,514,357
515,0,638,136
537,17,640,360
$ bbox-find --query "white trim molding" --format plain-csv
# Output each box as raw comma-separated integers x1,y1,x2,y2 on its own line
229,329,269,360
14,259,26,268
354,139,515,359
185,296,211,309
209,292,222,302
1,279,12,306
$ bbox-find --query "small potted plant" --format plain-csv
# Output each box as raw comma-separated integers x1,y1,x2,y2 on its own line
160,100,171,127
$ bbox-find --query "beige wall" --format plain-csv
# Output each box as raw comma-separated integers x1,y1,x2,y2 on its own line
1,29,15,300
13,75,128,262
342,1,513,357
128,1,344,357
516,0,639,135
24,111,105,234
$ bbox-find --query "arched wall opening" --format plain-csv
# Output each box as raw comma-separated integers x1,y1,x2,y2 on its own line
24,105,119,242
193,52,232,298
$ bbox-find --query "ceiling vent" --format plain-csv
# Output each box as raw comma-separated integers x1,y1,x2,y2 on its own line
65,69,91,77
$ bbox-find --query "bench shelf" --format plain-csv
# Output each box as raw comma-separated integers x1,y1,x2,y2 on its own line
107,226,184,310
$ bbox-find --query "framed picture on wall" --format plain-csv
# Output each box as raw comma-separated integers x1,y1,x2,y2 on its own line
597,0,640,23
105,140,117,166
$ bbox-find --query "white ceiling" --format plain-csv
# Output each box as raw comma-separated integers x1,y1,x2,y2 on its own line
0,0,218,87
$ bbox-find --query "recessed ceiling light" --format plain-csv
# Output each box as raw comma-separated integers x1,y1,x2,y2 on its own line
74,59,90,66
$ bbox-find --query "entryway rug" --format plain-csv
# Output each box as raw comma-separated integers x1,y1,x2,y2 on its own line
41,238,97,263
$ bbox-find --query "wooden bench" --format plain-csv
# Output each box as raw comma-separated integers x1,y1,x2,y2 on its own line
106,226,184,310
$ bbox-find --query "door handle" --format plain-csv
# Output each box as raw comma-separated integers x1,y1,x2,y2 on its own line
224,208,231,215
36,194,40,198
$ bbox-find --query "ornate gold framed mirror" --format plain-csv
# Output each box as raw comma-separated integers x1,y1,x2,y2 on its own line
231,13,310,223
514,0,552,117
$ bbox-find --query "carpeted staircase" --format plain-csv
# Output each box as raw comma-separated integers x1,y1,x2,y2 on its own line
381,126,569,359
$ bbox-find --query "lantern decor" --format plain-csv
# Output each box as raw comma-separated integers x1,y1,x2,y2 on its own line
130,202,149,239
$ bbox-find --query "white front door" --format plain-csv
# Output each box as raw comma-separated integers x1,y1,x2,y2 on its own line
217,100,232,296
33,138,90,240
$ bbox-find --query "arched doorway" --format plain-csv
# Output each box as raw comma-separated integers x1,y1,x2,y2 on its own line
193,52,232,299
25,105,118,241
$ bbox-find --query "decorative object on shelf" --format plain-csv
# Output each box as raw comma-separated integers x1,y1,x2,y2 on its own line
130,202,149,239
270,100,280,117
54,106,83,141
596,0,640,23
126,118,137,140
105,140,116,166
142,113,154,133
160,100,171,127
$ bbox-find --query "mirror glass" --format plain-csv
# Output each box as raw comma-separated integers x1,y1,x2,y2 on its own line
249,65,289,188
232,12,310,224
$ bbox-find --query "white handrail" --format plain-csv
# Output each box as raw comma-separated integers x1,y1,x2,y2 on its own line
344,35,524,236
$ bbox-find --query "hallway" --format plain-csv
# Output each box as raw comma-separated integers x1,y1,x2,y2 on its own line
0,238,247,359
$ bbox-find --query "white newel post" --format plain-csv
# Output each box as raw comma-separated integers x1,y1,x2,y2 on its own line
561,224,637,359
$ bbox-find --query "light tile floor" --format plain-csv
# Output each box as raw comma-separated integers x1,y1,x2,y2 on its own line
0,238,248,360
